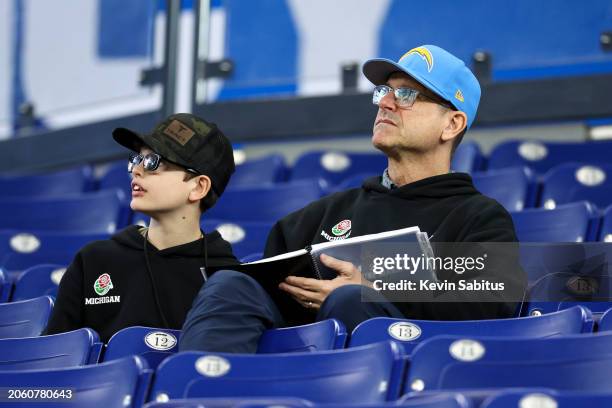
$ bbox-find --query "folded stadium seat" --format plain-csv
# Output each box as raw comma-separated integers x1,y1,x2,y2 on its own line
98,160,131,198
451,141,484,173
598,308,612,331
510,201,599,242
348,306,593,354
481,389,612,408
0,296,53,339
290,151,387,186
332,172,380,192
0,190,127,234
142,393,471,408
0,230,108,272
227,154,288,188
11,264,68,302
0,328,101,370
149,341,405,403
104,327,181,370
204,180,324,223
404,332,612,394
0,356,151,408
256,319,347,353
472,167,536,211
201,220,273,260
540,163,612,209
487,139,612,174
0,166,93,198
600,205,612,241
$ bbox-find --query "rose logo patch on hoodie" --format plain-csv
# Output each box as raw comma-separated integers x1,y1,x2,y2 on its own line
321,219,352,241
85,273,120,305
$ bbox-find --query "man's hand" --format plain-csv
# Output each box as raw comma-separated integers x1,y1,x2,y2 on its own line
278,253,366,310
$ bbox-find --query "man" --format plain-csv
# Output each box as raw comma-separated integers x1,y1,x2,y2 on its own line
180,45,522,353
44,113,239,342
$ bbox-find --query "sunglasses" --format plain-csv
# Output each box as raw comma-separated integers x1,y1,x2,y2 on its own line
128,153,198,174
372,85,453,109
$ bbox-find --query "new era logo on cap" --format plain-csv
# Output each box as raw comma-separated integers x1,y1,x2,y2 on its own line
163,120,196,146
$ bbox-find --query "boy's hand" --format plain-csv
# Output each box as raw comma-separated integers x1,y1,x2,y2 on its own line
278,254,365,310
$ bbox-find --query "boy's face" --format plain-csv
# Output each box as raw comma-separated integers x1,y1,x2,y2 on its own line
129,147,196,215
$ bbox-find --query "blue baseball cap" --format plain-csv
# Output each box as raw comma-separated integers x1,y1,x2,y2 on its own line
363,45,481,128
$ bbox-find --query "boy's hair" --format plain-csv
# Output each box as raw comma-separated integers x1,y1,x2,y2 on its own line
184,172,219,213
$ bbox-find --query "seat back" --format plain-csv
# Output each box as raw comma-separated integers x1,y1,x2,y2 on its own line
541,163,612,209
11,264,67,301
406,332,612,393
229,154,287,188
0,356,151,407
290,151,387,186
451,141,483,173
0,166,92,198
349,306,593,354
0,190,125,234
472,167,535,211
511,201,597,242
150,341,405,403
205,180,323,222
104,326,180,369
257,319,347,353
482,389,612,408
488,140,612,174
0,230,107,271
201,220,273,260
0,296,54,339
599,205,612,241
0,328,101,370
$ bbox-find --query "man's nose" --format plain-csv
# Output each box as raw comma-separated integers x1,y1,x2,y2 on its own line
378,91,397,111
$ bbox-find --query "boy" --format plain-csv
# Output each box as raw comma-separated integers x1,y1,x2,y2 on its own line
45,113,238,342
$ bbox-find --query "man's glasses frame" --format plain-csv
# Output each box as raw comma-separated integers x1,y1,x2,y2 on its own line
372,84,454,110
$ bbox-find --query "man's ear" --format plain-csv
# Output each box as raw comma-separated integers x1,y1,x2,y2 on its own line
441,111,467,143
189,175,212,203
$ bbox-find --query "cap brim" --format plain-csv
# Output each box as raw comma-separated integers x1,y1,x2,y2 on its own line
112,128,147,152
362,58,412,86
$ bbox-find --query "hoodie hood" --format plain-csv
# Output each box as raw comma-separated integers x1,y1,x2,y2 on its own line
362,172,477,199
111,225,237,264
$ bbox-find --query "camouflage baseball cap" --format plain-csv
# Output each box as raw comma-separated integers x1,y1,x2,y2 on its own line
112,113,235,196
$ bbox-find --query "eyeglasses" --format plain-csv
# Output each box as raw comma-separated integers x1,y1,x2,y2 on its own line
372,85,453,109
128,153,198,174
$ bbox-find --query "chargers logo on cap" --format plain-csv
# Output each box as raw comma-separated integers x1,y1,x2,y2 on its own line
400,47,434,72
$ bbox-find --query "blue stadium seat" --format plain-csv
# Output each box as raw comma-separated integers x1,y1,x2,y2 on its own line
229,154,288,187
0,190,126,234
150,341,405,403
482,389,612,408
257,319,347,353
540,163,612,209
451,141,483,173
0,356,151,408
0,230,107,272
98,160,131,198
349,306,593,354
405,332,612,393
205,180,324,222
201,220,272,260
599,205,612,241
290,151,387,186
0,268,8,302
240,252,263,262
0,328,101,370
0,296,53,338
104,326,180,369
488,139,612,174
511,201,598,242
599,308,612,331
11,264,67,301
472,167,536,211
0,166,93,198
333,172,379,191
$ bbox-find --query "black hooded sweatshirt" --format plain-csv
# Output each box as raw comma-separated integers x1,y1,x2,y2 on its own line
264,173,524,323
44,225,238,342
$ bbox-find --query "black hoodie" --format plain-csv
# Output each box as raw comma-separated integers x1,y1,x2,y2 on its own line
45,225,238,342
264,173,523,322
